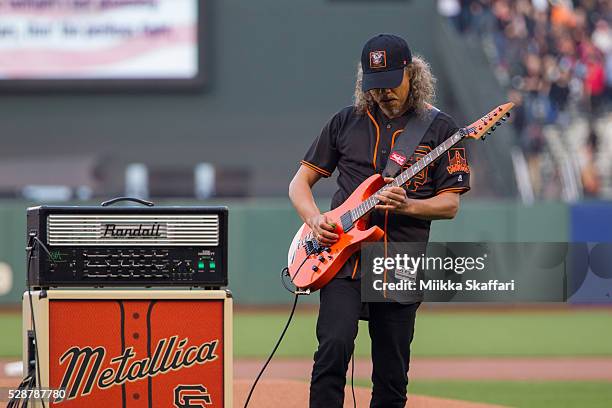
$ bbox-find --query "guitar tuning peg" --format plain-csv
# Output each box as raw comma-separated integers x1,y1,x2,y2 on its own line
505,112,511,118
482,134,487,140
487,130,492,135
496,121,502,126
501,117,507,121
491,126,496,131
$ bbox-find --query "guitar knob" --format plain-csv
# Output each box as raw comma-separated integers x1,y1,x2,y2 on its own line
312,265,319,272
318,256,326,262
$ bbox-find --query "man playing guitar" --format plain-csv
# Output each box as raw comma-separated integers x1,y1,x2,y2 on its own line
288,34,470,408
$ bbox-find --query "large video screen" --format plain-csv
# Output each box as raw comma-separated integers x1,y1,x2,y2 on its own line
0,0,203,90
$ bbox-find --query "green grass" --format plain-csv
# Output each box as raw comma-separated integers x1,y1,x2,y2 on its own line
353,380,612,408
0,313,21,357
234,309,612,358
2,309,611,358
5,310,610,408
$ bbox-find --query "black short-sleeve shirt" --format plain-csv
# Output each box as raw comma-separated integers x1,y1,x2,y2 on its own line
301,104,470,278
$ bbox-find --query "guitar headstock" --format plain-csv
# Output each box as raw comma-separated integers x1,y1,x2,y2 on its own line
462,102,514,141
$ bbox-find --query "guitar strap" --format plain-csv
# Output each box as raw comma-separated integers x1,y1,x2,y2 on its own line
381,105,440,178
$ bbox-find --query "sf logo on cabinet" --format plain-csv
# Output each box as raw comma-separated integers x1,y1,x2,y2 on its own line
174,385,213,407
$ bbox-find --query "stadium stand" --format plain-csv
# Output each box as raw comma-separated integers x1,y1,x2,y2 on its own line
440,0,612,200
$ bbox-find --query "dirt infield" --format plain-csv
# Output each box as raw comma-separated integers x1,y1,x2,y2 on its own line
0,361,505,408
0,378,504,408
235,357,612,382
2,356,611,407
0,373,505,408
233,379,505,408
0,357,612,408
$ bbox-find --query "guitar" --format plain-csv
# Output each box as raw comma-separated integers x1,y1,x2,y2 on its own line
287,102,514,292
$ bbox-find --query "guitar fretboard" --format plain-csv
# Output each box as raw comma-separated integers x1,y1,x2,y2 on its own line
349,130,465,221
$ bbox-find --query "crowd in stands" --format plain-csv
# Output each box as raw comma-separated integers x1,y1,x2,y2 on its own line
439,0,611,197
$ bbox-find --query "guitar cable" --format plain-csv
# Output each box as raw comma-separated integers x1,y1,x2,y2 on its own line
27,235,52,408
243,257,309,408
8,234,51,408
351,352,356,408
244,254,358,408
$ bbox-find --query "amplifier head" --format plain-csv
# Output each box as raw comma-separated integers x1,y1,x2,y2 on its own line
27,205,228,288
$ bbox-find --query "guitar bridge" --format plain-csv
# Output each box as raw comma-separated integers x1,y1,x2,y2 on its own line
304,238,322,255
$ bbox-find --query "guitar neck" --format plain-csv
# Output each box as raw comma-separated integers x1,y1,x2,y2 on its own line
350,129,465,221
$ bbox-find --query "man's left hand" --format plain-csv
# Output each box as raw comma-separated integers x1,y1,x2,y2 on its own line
375,177,410,213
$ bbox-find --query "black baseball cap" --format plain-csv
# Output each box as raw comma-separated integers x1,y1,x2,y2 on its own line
361,34,412,92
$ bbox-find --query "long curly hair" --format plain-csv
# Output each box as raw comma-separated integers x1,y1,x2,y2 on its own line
353,55,436,116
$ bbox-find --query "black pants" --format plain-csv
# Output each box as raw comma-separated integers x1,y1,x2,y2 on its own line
309,278,419,408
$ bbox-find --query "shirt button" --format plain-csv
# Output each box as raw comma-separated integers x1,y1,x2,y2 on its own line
386,124,392,129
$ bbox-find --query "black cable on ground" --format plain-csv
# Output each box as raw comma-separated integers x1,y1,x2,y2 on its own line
7,375,33,408
243,293,299,408
244,256,310,407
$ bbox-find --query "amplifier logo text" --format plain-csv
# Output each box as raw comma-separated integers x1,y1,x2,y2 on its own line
56,336,219,402
102,223,163,238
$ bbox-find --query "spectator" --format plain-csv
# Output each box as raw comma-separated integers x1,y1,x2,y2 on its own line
442,0,611,199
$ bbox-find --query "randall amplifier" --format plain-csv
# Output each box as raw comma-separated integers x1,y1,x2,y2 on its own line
26,200,228,288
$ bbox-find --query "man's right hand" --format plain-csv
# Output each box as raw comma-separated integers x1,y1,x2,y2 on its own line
306,214,339,246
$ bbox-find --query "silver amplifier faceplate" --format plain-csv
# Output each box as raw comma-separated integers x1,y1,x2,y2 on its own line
47,214,219,246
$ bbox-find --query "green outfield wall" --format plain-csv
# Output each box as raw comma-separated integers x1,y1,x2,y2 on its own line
0,199,569,305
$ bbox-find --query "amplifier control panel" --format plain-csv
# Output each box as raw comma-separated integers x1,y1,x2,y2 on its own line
40,247,225,287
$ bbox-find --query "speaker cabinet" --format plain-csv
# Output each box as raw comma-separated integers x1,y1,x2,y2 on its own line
23,289,232,407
